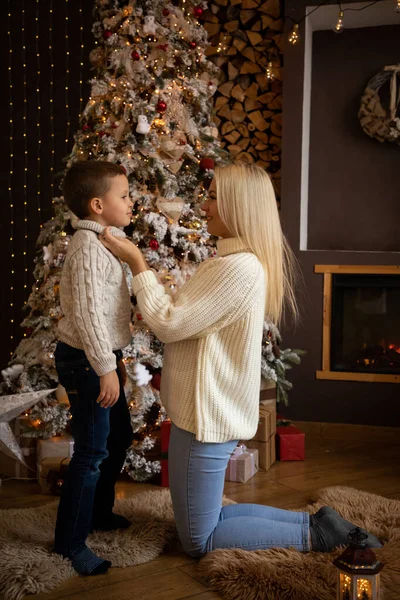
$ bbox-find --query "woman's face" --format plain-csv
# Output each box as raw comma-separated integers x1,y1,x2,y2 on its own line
200,178,232,239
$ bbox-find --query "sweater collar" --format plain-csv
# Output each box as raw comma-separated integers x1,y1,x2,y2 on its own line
216,237,251,257
74,219,127,239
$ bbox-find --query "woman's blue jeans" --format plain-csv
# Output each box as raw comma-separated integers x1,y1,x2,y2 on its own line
169,423,310,557
54,342,133,557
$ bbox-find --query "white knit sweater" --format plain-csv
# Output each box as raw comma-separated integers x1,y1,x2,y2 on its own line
58,220,132,376
132,237,266,443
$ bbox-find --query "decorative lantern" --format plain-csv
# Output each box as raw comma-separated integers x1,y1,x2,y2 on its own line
333,528,383,600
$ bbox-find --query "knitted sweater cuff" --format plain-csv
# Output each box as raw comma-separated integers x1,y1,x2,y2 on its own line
132,270,158,295
91,353,117,377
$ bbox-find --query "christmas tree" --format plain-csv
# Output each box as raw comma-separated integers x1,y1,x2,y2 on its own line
1,0,303,482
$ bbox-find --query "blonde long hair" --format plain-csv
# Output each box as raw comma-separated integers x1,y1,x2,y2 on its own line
214,163,299,325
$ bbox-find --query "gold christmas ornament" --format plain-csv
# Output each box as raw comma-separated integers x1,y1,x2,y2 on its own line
116,75,132,93
89,47,107,68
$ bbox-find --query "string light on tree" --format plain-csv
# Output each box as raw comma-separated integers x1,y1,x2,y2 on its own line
333,10,345,33
288,23,299,45
396,0,400,12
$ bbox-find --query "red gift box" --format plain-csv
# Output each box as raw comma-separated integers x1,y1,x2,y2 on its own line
276,425,305,461
161,419,171,487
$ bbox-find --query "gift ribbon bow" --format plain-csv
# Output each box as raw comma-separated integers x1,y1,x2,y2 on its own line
228,444,256,480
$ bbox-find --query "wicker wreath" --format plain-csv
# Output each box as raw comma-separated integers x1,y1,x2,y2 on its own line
358,64,400,145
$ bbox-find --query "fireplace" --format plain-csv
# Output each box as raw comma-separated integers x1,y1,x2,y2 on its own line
315,265,400,383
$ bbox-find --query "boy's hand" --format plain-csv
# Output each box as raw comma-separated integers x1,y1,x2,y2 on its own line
97,371,120,408
118,359,127,387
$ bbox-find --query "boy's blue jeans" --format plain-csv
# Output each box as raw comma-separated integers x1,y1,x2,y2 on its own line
54,342,133,557
169,423,310,557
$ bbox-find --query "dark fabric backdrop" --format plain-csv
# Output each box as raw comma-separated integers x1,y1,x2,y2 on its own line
0,0,94,370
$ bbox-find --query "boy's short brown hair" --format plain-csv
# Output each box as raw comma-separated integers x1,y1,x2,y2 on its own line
62,160,126,219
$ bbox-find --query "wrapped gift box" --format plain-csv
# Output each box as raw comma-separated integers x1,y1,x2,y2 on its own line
246,434,276,471
260,380,276,401
276,425,305,461
37,457,71,494
160,419,171,487
225,445,259,483
252,400,276,442
245,400,276,471
37,435,74,484
0,416,37,478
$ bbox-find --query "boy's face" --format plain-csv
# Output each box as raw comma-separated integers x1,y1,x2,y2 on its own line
91,174,133,228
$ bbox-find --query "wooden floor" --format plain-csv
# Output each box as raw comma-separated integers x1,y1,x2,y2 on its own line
1,432,399,600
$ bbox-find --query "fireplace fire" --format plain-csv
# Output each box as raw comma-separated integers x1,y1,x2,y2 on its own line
315,265,400,383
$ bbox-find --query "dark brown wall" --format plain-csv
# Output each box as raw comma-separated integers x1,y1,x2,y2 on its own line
281,1,400,426
308,26,399,252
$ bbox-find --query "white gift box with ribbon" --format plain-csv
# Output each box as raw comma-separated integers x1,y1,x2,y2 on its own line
37,435,74,484
225,444,259,483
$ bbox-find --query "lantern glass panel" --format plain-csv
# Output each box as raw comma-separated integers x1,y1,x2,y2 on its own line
340,573,353,599
357,578,372,599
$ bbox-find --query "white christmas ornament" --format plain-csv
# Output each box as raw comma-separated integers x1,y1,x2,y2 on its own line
143,15,157,35
134,363,153,387
136,115,151,134
43,244,54,264
0,388,57,465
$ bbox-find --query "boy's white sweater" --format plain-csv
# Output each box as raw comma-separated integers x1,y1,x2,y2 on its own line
132,237,265,443
58,220,132,375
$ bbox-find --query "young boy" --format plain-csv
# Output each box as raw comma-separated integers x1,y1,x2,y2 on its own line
54,161,134,576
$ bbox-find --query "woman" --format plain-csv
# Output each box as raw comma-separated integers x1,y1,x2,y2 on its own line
101,164,382,556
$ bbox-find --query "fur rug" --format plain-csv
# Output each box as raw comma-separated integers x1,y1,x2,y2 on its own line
199,486,400,600
0,488,179,600
0,486,398,600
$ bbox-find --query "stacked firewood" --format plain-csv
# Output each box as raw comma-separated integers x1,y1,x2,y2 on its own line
203,0,283,198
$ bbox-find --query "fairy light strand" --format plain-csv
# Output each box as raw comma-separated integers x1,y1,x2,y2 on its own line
64,0,71,152
35,0,42,227
49,0,55,198
7,0,15,352
78,0,85,118
21,1,28,301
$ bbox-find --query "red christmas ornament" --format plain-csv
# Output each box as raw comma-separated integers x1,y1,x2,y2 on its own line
151,373,161,391
136,313,143,321
82,124,91,132
149,239,159,250
156,100,167,113
131,50,141,60
98,130,107,137
193,6,204,17
162,8,170,16
103,30,112,40
157,44,169,51
189,41,197,49
199,157,215,171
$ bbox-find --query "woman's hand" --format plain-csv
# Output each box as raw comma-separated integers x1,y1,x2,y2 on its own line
100,227,148,275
